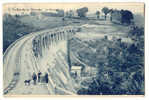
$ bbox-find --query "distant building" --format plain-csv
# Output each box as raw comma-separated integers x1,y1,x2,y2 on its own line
71,66,82,77
111,10,122,24
82,66,99,77
70,65,99,78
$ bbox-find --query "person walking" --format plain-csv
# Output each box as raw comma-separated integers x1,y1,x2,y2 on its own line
45,72,49,83
32,72,37,85
37,71,42,82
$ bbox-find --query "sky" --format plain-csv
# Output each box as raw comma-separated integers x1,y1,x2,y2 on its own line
3,2,145,15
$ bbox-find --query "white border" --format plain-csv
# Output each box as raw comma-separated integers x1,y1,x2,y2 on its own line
0,0,148,100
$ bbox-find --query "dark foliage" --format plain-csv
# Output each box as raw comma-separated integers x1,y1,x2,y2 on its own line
101,7,110,20
77,25,144,95
3,14,39,53
111,9,134,25
120,10,134,25
77,7,88,18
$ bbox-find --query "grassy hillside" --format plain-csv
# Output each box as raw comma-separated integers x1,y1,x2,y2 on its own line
3,14,40,53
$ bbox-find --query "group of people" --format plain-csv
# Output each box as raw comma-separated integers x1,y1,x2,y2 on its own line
32,71,49,85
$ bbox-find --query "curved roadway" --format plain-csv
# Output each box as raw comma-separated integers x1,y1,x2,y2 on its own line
3,31,50,95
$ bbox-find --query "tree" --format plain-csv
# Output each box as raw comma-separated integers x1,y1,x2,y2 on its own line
76,7,88,18
102,7,110,20
96,11,100,19
120,10,134,25
3,14,38,53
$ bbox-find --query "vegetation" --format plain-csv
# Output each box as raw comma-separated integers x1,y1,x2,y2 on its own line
121,10,134,24
111,9,134,25
3,14,39,53
102,7,110,20
77,7,88,18
76,25,144,95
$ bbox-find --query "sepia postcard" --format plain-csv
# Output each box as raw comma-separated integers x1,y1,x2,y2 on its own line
3,2,145,96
